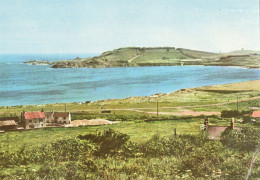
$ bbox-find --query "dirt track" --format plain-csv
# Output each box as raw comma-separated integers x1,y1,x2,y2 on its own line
66,119,119,127
76,97,260,116
146,110,220,116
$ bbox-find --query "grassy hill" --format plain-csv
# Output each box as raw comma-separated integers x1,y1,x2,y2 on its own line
50,47,260,68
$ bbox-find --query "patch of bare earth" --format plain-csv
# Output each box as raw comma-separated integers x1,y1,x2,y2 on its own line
66,119,119,127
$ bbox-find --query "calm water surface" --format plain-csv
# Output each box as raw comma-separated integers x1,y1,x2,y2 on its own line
0,54,259,106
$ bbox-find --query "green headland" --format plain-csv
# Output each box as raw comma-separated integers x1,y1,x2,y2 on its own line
46,47,260,68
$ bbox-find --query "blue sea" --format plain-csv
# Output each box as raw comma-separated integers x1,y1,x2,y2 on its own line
0,54,259,106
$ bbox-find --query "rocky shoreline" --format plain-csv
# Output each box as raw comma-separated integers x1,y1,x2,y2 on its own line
23,60,54,65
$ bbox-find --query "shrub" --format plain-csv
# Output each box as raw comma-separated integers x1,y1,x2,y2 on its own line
3,138,94,166
221,127,260,151
78,129,130,157
221,110,251,118
221,110,240,118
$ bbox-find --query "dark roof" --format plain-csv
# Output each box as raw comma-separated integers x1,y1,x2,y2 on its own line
53,112,70,118
207,126,229,139
44,112,53,116
24,112,45,120
0,120,17,126
207,126,240,139
0,116,19,122
252,111,260,118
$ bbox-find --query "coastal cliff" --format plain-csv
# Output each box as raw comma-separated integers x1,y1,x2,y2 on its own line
26,47,260,68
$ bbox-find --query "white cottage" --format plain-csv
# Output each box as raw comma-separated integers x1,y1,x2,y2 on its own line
53,112,71,124
21,111,46,129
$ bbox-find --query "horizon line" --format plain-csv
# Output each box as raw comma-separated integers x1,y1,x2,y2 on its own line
0,46,259,55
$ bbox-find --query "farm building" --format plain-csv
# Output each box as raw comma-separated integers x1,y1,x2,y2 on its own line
53,112,71,124
0,116,19,122
44,111,71,124
251,111,260,122
21,111,46,129
204,118,240,139
0,120,18,130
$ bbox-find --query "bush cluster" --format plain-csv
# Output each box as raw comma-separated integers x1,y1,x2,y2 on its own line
221,110,251,118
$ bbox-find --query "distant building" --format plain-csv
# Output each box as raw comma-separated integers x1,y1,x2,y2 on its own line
53,112,71,124
251,111,260,123
0,120,18,130
0,116,19,131
203,118,240,139
44,111,71,124
0,116,19,122
21,111,46,129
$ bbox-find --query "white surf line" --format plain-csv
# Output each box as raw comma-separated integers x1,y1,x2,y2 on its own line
245,143,260,180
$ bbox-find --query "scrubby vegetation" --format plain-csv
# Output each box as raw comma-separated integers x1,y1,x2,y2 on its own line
221,110,251,118
0,128,259,179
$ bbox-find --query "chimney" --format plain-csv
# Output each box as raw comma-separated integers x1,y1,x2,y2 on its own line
41,108,44,112
204,117,209,130
21,110,25,119
21,110,25,128
231,118,235,130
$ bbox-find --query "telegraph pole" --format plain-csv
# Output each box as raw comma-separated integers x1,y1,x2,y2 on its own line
237,95,239,111
65,104,66,112
7,134,9,155
157,100,159,118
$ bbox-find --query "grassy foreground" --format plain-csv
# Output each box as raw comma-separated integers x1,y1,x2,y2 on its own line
0,126,259,179
0,80,259,179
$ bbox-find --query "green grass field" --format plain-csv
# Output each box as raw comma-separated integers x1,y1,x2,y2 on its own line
0,118,203,153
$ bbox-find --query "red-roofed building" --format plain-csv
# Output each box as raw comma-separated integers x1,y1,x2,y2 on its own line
252,111,260,118
252,111,260,123
21,111,46,129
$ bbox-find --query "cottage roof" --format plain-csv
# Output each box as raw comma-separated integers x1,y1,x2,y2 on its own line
207,126,241,139
207,126,229,139
44,112,53,116
252,111,260,118
0,120,17,126
0,116,19,122
24,111,45,120
53,112,70,118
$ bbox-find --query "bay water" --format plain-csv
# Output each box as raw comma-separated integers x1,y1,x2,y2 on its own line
0,54,259,106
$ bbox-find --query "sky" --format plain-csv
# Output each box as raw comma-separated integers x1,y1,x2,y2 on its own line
0,0,259,54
